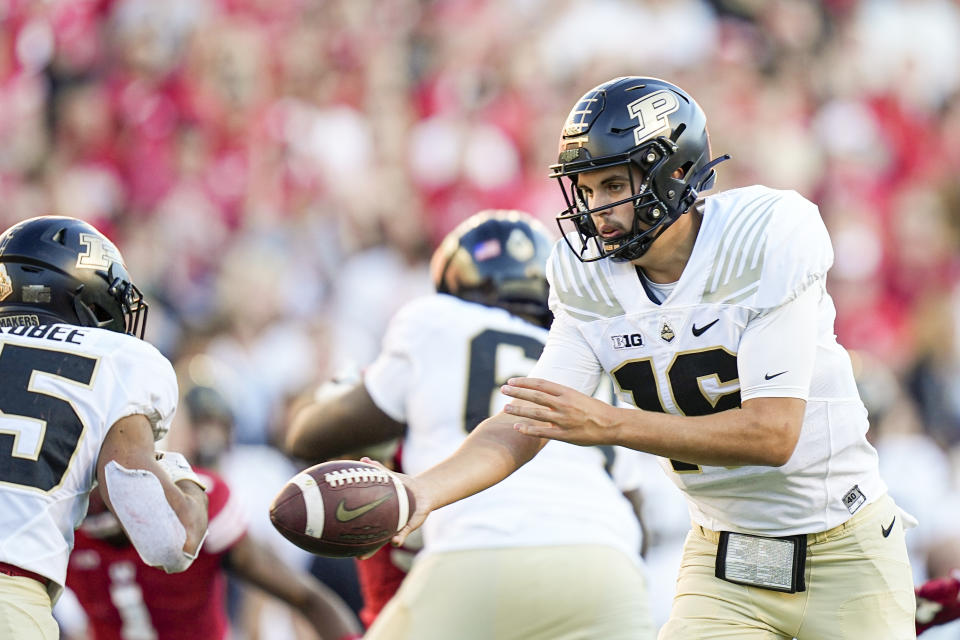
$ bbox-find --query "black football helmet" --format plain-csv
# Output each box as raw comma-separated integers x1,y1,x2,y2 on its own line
0,216,148,337
549,76,730,262
430,210,553,328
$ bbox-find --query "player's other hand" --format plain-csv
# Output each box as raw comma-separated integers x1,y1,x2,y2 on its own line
358,457,432,550
916,569,960,635
501,377,617,447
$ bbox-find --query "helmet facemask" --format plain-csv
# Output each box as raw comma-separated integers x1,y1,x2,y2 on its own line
71,262,149,338
553,136,728,263
106,262,149,339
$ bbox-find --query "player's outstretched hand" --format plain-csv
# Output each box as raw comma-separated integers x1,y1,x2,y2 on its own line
358,457,433,550
501,377,618,447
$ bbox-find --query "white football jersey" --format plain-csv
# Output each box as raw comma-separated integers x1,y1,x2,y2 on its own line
0,324,177,600
364,294,641,561
532,185,886,536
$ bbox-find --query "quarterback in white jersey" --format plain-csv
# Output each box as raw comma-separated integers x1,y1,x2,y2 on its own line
540,183,882,536
0,216,208,640
393,78,917,640
287,210,655,640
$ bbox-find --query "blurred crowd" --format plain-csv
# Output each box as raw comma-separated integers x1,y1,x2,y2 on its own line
7,0,960,637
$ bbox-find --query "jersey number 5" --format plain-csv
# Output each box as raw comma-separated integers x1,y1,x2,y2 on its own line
0,344,98,491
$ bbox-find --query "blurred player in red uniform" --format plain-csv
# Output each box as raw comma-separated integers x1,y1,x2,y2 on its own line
916,570,960,635
64,468,361,640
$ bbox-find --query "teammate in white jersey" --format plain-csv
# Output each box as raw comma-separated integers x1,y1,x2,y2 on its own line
286,210,655,640
388,77,918,639
0,216,209,640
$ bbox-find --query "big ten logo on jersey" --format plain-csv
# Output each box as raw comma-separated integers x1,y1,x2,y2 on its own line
628,90,679,145
611,333,643,350
77,232,124,270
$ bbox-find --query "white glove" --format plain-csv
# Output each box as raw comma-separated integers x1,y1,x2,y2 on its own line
155,451,207,491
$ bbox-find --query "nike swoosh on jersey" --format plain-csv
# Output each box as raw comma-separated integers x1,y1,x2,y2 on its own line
881,516,896,538
764,371,788,380
691,319,719,337
335,495,391,522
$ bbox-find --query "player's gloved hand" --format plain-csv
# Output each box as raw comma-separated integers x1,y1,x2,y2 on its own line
155,450,207,491
916,569,960,635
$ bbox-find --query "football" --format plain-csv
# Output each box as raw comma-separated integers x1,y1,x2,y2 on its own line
269,460,415,557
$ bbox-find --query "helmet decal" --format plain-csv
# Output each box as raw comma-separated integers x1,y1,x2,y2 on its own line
0,265,11,302
76,232,124,270
22,285,51,303
563,88,604,137
629,90,680,145
505,228,535,262
472,238,502,262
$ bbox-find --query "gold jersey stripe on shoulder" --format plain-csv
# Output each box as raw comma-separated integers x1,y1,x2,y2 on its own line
702,192,779,304
552,244,625,320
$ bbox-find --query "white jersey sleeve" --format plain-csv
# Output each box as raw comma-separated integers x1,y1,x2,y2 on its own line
363,297,426,424
102,336,178,441
530,241,607,394
752,189,833,311
527,311,605,395
737,282,820,401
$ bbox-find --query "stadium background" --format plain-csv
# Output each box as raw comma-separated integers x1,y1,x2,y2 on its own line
3,0,959,637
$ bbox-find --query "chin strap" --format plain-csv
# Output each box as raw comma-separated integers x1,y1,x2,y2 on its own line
611,154,731,263
677,154,731,211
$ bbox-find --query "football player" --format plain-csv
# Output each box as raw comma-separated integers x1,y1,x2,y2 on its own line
387,77,918,639
0,216,208,640
63,467,362,640
286,210,655,640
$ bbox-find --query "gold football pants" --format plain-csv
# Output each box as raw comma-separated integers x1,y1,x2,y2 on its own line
0,574,57,640
365,544,655,640
659,493,916,639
